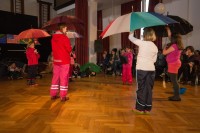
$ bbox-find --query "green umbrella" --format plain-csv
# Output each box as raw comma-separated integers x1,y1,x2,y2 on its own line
80,62,101,73
100,12,178,38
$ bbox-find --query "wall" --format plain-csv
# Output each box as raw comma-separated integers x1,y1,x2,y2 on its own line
0,0,10,12
102,5,121,53
0,0,56,26
163,0,200,50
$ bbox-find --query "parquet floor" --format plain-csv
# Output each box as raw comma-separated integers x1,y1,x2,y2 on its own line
0,73,200,133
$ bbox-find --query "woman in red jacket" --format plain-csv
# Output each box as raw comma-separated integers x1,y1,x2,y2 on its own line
50,23,72,102
26,40,40,86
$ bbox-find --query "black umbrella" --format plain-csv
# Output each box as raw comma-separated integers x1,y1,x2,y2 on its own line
151,15,193,37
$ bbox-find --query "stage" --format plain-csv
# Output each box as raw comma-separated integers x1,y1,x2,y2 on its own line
0,73,199,133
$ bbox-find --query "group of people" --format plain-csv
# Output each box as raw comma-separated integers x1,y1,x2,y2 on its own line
100,48,134,85
23,23,74,102
129,26,187,114
22,23,194,115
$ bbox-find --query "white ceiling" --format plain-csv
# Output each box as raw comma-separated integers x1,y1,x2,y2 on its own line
96,0,133,10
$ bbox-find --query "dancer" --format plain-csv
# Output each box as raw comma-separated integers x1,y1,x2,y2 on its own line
50,23,72,102
163,27,184,101
128,28,158,114
26,40,40,86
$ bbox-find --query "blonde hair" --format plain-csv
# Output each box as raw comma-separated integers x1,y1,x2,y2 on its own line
26,40,34,48
143,28,156,41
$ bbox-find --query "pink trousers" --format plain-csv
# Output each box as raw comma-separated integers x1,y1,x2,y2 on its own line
50,64,70,98
122,64,133,83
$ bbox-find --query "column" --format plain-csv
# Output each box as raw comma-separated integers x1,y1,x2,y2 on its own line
88,0,97,63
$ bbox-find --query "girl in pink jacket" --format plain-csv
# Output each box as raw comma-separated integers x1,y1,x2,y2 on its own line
122,47,133,85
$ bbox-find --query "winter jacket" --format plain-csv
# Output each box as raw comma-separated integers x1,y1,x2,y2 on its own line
26,47,40,66
51,31,72,65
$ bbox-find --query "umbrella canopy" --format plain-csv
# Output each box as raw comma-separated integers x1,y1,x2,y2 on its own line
16,29,50,40
100,12,178,38
151,15,193,37
42,15,84,31
65,31,82,38
80,63,101,73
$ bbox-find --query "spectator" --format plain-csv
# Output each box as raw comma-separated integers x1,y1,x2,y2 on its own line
69,50,76,82
8,62,23,79
179,46,195,85
72,62,81,78
122,47,133,85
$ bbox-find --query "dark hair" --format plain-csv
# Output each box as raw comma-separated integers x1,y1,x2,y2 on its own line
170,34,184,50
58,23,67,32
186,46,194,53
112,48,117,53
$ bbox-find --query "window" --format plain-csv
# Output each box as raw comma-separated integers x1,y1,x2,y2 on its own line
37,0,52,28
10,0,24,14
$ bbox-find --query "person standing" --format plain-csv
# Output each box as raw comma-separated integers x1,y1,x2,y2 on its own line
128,28,158,114
122,47,133,85
26,40,40,86
69,50,76,82
50,23,72,102
163,27,184,101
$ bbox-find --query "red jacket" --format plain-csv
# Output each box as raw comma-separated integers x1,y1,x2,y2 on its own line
52,31,72,65
26,47,40,66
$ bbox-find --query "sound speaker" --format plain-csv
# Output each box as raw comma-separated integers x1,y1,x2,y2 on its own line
94,40,103,52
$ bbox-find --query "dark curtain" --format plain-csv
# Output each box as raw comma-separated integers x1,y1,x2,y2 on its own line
97,10,110,64
121,0,141,49
75,0,88,65
149,0,163,50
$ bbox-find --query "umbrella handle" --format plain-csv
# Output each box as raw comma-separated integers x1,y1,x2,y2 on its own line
165,26,171,37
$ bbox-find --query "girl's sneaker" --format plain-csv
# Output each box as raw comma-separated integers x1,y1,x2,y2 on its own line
144,110,151,115
131,108,145,114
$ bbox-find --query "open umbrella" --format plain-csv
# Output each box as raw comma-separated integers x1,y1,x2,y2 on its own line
151,15,193,37
100,12,178,39
42,15,84,31
16,28,50,41
38,31,82,47
65,31,82,38
80,63,101,73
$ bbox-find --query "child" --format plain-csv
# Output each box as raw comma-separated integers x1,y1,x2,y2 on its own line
26,40,40,86
50,23,72,102
163,27,184,101
69,50,76,82
122,47,133,85
46,52,53,73
73,62,81,78
8,62,22,80
128,28,158,114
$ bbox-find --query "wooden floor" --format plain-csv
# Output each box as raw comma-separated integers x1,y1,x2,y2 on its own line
0,73,200,133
